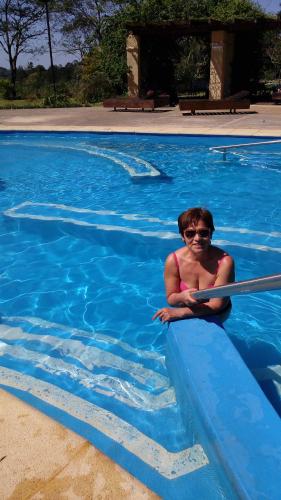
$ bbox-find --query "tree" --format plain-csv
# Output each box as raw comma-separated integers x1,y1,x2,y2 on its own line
174,37,209,94
210,0,264,20
265,31,281,82
38,0,57,93
0,0,46,98
56,0,119,58
44,1,56,93
19,64,47,98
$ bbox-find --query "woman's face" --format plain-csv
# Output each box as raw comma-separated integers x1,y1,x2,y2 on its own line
182,219,211,254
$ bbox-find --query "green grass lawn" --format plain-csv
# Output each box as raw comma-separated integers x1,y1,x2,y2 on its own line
0,98,100,109
0,98,44,109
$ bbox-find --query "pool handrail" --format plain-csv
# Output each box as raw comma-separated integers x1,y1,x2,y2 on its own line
192,273,281,300
210,139,281,159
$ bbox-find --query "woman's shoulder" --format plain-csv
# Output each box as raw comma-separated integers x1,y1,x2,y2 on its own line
167,247,185,258
211,246,233,263
166,247,186,266
211,246,234,279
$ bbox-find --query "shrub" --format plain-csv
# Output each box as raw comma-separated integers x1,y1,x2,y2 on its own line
77,71,114,103
43,92,71,107
0,79,16,99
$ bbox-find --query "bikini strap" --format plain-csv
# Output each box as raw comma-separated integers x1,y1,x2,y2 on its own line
173,252,180,271
217,253,228,272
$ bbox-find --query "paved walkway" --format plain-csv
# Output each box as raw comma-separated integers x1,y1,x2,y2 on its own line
0,103,280,136
0,103,280,499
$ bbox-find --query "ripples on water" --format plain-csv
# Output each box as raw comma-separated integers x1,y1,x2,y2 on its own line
0,132,280,496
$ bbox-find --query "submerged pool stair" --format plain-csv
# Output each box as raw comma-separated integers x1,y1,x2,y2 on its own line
0,315,211,498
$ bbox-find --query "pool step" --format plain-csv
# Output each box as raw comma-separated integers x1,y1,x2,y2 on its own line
4,202,178,239
0,315,210,487
0,318,173,411
253,364,281,382
4,202,281,255
1,139,162,178
0,365,208,480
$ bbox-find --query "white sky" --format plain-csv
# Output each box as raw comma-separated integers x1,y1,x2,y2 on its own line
0,0,280,70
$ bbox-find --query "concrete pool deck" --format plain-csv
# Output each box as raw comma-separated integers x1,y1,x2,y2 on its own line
0,389,158,499
0,103,280,499
0,102,280,136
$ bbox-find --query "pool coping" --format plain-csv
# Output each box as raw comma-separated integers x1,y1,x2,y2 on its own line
167,318,281,500
1,128,281,138
1,126,281,137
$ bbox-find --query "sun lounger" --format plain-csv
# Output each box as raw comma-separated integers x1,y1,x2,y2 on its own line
154,94,170,107
103,97,155,111
272,91,281,104
179,91,250,115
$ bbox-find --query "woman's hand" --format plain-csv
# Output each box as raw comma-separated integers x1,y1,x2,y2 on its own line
180,288,199,306
152,307,185,323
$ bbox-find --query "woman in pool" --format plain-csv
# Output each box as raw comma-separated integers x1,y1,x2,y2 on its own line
153,207,235,323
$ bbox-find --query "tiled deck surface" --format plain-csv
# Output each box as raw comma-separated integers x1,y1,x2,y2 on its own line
0,103,280,499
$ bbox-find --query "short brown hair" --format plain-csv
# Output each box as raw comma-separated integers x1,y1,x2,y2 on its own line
178,207,215,236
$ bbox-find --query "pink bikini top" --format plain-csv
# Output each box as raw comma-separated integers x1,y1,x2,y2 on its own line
172,252,228,291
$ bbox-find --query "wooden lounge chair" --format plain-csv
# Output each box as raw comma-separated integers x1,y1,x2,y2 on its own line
272,91,281,104
179,91,250,115
103,97,155,111
154,94,171,107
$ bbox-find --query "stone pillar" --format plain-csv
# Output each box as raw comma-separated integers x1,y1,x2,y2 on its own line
126,33,141,97
209,31,234,100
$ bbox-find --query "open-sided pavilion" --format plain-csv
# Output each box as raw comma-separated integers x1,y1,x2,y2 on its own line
126,18,281,100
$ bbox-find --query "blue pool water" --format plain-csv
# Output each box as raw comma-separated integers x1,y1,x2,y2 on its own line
0,131,281,498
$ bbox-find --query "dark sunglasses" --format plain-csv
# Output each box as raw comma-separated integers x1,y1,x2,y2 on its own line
184,228,210,239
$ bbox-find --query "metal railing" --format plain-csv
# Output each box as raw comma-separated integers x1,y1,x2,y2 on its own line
210,139,281,160
192,273,281,300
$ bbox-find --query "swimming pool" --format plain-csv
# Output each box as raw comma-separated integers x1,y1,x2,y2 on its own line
0,131,281,498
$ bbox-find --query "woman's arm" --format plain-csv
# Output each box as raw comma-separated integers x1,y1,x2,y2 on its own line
203,254,235,313
164,253,199,307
